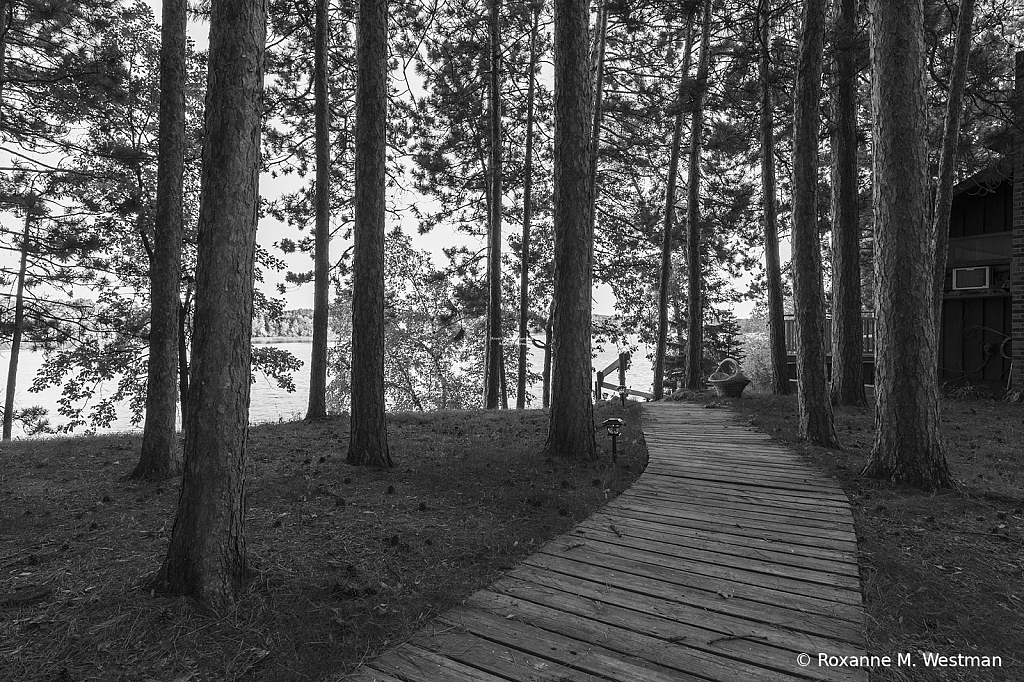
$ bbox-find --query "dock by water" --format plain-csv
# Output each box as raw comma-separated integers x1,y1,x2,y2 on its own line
346,401,867,682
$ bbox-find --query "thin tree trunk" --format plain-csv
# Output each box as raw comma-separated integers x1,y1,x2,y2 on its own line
544,0,594,459
932,0,976,336
516,2,539,410
0,0,10,113
791,0,839,446
829,0,867,407
542,297,553,408
135,0,188,479
3,207,31,441
347,0,392,467
758,0,790,395
484,0,504,409
178,297,189,433
684,0,711,390
654,11,694,401
157,0,267,607
306,0,331,421
862,0,953,489
587,1,608,236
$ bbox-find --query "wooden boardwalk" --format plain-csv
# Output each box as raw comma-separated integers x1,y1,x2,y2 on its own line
346,402,867,682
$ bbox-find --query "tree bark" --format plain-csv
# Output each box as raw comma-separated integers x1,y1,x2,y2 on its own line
135,0,188,479
542,297,553,408
758,0,790,396
0,0,10,113
178,297,189,432
790,0,839,446
683,0,711,390
932,0,975,336
654,11,694,401
3,207,32,441
862,0,953,489
544,0,595,460
347,0,392,467
157,0,267,607
516,2,540,410
586,1,608,236
484,0,504,409
306,0,331,421
828,0,867,407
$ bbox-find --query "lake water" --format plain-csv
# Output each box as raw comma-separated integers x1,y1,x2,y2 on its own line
0,339,654,438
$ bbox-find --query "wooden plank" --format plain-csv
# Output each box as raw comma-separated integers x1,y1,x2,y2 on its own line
476,582,865,682
648,457,843,484
630,486,856,526
407,625,601,681
575,522,860,578
646,465,844,495
599,505,857,553
531,537,863,609
527,541,864,625
650,454,818,474
632,476,853,510
507,561,864,651
632,487,853,526
639,477,854,511
534,531,862,596
467,587,856,682
608,498,860,542
437,607,708,682
368,642,512,682
587,513,858,564
344,667,406,682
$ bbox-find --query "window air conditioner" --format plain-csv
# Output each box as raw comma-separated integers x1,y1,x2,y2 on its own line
952,266,991,290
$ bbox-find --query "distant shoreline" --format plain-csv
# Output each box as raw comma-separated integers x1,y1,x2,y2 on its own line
251,336,338,344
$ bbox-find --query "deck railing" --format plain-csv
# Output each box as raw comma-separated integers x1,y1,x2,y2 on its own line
594,351,654,402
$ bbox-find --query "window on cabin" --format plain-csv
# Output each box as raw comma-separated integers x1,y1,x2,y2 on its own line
947,232,1013,266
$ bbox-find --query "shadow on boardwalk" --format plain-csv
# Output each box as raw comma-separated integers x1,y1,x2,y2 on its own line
345,402,867,682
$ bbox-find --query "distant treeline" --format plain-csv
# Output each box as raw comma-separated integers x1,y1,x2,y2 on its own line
252,309,314,338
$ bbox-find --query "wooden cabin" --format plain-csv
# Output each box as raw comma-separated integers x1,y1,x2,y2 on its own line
784,148,1023,391
940,160,1017,388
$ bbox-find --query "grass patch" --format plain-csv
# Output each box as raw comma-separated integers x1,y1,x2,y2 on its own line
673,388,1023,681
0,400,647,681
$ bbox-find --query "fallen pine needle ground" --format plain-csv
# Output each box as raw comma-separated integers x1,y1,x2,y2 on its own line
1,401,646,681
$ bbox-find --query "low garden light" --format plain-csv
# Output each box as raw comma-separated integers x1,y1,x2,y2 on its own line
617,385,628,406
602,417,624,461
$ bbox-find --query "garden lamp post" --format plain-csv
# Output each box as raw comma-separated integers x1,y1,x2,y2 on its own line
602,417,624,461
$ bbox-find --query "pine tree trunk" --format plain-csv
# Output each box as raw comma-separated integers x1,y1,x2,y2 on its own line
684,0,712,390
135,0,187,479
516,3,540,410
484,0,504,409
157,0,267,607
542,298,553,408
0,0,10,111
544,0,595,460
758,0,790,396
306,0,330,421
791,0,839,446
3,208,31,441
178,297,189,433
654,11,694,402
932,0,975,334
347,0,392,467
862,0,953,489
829,0,867,407
586,1,608,236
